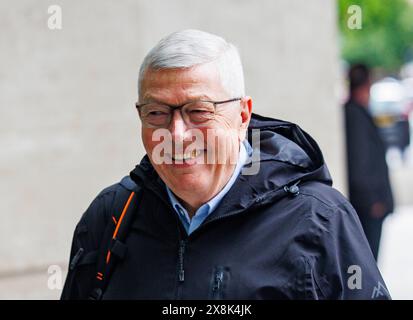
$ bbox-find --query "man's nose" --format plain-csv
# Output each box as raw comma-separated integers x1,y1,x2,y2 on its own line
169,109,189,141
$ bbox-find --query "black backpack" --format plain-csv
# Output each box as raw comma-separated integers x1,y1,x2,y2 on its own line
77,176,141,300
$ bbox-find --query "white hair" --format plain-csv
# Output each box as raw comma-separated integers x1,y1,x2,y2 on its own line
138,29,245,99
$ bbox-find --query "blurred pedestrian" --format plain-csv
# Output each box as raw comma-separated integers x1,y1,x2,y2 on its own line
344,63,394,260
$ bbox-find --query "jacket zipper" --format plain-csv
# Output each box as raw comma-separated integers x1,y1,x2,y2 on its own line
175,239,187,299
210,266,226,299
178,240,186,282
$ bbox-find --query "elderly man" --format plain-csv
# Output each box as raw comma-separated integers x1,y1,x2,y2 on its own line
62,30,390,300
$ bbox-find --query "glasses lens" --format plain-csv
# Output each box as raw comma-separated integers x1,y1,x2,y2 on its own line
183,101,215,124
140,104,171,127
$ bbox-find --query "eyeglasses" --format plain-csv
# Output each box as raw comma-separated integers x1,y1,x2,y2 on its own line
135,98,242,128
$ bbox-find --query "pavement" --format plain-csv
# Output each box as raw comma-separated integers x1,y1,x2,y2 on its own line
379,205,413,299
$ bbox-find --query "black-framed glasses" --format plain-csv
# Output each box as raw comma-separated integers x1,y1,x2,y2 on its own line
135,97,242,128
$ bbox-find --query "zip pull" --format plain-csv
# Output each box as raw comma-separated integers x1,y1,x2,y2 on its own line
284,180,301,196
209,267,227,300
179,270,185,282
213,270,224,291
178,240,186,282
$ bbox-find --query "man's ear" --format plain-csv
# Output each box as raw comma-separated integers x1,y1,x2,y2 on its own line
239,96,252,141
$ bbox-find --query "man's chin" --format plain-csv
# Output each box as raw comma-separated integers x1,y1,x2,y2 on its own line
169,174,209,193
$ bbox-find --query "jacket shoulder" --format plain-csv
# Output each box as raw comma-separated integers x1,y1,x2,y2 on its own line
290,181,361,242
81,182,121,223
80,176,138,226
298,181,353,214
76,180,131,248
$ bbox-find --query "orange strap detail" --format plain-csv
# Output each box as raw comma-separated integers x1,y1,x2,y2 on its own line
105,191,135,264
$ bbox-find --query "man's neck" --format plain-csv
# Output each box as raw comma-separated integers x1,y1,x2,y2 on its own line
177,163,237,219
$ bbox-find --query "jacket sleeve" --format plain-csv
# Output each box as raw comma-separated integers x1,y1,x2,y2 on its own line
309,200,391,300
60,189,115,300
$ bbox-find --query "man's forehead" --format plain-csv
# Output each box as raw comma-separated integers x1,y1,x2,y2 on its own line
141,65,225,102
143,64,219,84
144,68,185,83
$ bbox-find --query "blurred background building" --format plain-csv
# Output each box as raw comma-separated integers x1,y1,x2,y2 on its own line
0,0,412,299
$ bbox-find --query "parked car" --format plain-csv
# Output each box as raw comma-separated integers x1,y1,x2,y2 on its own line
369,78,411,155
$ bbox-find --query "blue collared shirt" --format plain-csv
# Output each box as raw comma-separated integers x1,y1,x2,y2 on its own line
165,141,250,235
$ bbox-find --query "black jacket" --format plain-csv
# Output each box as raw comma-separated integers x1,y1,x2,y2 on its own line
344,100,394,216
61,113,390,300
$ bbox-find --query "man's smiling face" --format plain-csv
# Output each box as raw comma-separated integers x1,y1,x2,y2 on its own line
139,62,250,209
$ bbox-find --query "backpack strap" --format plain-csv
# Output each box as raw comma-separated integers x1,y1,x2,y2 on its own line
89,176,141,300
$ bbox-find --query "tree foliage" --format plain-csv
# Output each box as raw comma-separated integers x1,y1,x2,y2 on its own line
338,0,413,71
